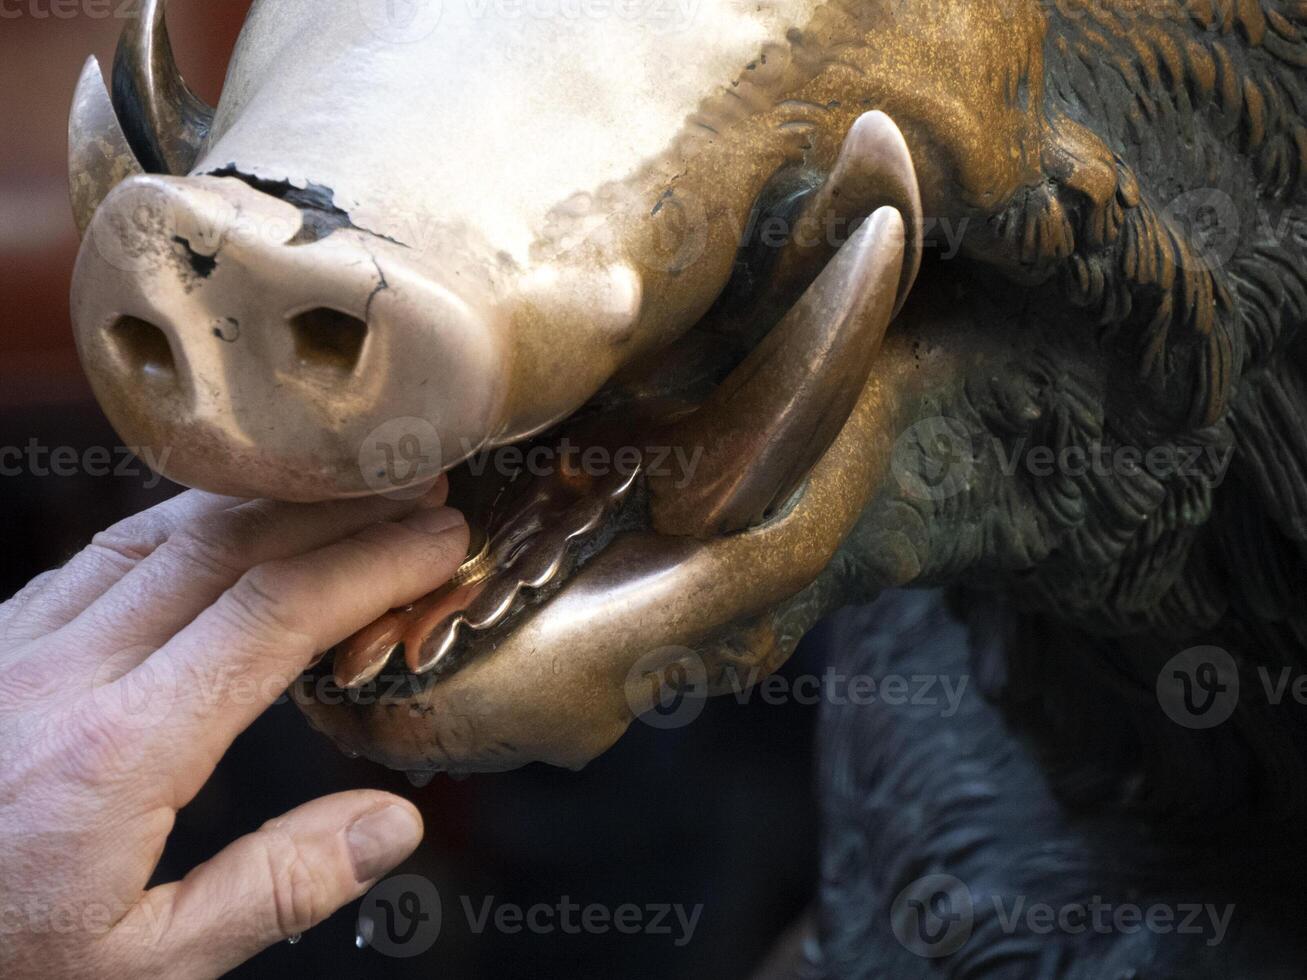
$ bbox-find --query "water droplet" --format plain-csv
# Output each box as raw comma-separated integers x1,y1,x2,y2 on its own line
287,933,302,945
407,770,436,788
356,915,375,949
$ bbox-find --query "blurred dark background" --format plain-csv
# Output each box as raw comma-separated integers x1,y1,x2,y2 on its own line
0,6,821,977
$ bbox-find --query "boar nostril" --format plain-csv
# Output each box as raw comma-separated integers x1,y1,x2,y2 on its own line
288,307,368,373
108,315,176,382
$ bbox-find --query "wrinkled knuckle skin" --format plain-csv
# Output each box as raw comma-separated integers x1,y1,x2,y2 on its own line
427,522,471,565
85,502,183,568
346,520,466,570
220,564,316,645
161,522,250,585
311,526,421,586
87,527,157,567
77,542,145,585
53,703,143,785
259,830,331,939
0,571,59,640
0,652,58,708
2,569,58,607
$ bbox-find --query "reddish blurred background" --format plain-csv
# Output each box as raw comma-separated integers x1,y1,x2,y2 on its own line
0,5,820,977
1,2,246,405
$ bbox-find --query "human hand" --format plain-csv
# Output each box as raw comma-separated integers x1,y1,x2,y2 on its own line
0,483,468,978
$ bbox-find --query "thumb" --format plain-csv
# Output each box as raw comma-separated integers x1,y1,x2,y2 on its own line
115,791,423,978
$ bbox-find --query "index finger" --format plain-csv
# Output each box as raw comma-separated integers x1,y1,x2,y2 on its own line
126,505,469,807
0,490,245,645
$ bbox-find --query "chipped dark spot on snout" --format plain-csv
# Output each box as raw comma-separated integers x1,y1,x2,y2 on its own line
364,255,391,322
204,164,409,249
172,235,217,278
212,317,240,343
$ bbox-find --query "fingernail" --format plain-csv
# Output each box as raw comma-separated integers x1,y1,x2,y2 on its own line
415,475,451,509
404,506,466,536
347,805,423,883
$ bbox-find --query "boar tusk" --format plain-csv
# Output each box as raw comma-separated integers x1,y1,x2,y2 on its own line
788,110,923,320
68,56,144,236
729,111,923,346
649,206,906,538
112,0,214,175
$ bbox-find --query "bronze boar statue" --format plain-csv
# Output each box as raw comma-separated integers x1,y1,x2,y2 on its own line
68,0,1307,974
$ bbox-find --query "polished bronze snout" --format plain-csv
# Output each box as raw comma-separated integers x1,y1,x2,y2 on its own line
71,174,509,500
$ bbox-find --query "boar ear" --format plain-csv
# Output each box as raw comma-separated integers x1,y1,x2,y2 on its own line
112,0,214,175
649,206,907,538
68,56,144,236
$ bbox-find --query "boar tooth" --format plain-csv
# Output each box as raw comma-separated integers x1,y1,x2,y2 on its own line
510,531,573,590
456,475,630,627
462,576,523,632
650,206,906,539
68,56,144,237
772,110,923,321
411,621,462,676
333,636,402,691
406,581,488,674
333,603,413,688
334,588,461,688
111,0,215,175
530,494,607,565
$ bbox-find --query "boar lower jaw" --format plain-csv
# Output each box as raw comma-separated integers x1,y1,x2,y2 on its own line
307,114,923,772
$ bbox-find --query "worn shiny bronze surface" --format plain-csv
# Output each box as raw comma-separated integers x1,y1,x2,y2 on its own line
111,0,213,175
68,57,143,237
647,205,907,538
66,0,1307,784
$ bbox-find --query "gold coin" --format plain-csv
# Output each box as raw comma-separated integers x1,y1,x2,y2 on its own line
450,525,492,586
